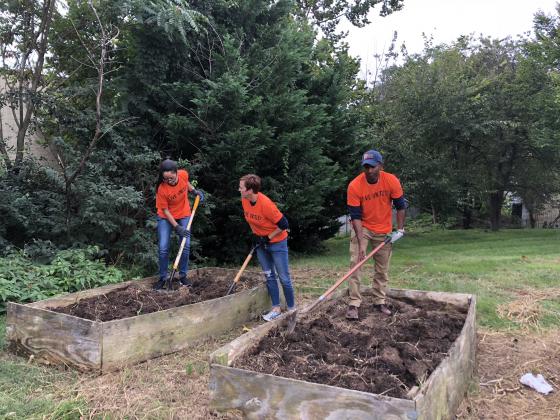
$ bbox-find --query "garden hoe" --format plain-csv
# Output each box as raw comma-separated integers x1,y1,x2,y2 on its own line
225,244,260,296
286,232,403,333
166,195,201,290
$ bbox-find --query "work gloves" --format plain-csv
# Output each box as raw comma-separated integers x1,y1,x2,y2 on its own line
390,228,405,243
193,189,205,203
174,224,191,238
253,234,270,248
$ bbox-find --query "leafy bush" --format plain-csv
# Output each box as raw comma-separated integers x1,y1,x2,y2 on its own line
406,213,450,234
0,246,125,312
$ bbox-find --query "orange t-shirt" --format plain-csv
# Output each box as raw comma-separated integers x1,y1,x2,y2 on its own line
156,169,192,219
347,171,403,234
242,192,288,243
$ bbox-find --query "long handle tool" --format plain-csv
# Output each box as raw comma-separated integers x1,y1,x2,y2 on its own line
287,234,401,333
225,244,259,296
167,195,201,290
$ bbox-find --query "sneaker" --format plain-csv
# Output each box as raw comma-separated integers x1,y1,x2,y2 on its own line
376,304,391,315
262,310,282,322
153,279,166,290
345,305,359,320
179,276,192,287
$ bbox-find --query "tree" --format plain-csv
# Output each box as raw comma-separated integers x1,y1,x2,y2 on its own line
378,41,483,226
295,0,404,39
117,0,367,259
0,0,57,169
467,37,560,230
376,35,560,230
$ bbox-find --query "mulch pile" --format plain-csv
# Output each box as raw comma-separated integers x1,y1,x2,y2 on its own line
236,291,467,399
49,272,261,322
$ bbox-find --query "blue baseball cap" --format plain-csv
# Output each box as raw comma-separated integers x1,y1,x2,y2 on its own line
361,150,383,167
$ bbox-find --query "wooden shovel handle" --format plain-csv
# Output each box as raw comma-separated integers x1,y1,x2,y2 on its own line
303,237,391,314
172,195,201,270
232,247,256,285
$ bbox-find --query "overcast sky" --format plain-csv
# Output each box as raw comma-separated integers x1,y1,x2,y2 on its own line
344,0,559,79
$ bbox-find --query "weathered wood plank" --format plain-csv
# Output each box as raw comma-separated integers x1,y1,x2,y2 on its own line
6,302,101,371
387,288,471,309
101,284,270,371
414,296,477,420
209,365,416,419
210,311,296,366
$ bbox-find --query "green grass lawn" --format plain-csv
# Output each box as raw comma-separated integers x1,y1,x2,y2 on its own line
293,228,560,329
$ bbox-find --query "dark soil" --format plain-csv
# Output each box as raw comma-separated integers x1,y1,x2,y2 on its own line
235,291,467,399
49,271,261,322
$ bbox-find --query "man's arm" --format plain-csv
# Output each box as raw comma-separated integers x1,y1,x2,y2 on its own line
392,195,406,231
348,183,365,261
396,208,406,231
351,218,366,262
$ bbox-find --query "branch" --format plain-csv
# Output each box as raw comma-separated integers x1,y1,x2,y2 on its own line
96,116,138,143
164,90,211,139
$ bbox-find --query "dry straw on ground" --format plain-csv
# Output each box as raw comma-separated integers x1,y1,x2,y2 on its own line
457,328,560,420
497,288,560,329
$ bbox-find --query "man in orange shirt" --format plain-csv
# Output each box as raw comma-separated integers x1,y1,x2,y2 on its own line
346,150,406,319
154,159,205,290
239,174,295,321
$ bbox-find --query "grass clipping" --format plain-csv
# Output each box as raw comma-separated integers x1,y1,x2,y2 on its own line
497,288,560,328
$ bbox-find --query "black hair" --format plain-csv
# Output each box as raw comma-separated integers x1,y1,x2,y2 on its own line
156,159,178,192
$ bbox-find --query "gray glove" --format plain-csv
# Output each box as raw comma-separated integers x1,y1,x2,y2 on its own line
193,189,205,203
174,224,190,238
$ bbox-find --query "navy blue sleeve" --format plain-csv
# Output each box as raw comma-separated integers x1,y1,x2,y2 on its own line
276,215,289,230
393,196,407,210
348,205,362,220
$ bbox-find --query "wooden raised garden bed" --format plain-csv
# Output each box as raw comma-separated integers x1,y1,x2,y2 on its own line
6,267,270,372
209,288,476,420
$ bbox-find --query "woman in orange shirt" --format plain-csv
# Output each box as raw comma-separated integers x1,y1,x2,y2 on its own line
239,174,295,321
154,159,204,290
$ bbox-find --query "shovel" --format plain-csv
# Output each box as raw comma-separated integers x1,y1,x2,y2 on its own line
167,195,201,290
287,233,402,333
225,244,259,296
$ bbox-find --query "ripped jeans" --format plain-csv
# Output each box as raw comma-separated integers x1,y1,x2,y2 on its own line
255,239,295,309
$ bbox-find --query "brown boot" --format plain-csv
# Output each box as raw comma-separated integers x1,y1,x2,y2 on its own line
376,304,391,315
346,305,359,320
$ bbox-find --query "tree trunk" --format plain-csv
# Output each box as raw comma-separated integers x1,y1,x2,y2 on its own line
462,206,472,229
488,191,504,231
431,202,437,225
528,210,536,228
14,127,28,167
11,0,56,168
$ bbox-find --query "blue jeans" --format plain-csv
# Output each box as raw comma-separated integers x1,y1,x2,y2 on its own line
255,239,295,309
157,216,190,281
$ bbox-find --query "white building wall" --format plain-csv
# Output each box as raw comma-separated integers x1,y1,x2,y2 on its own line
0,78,56,167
